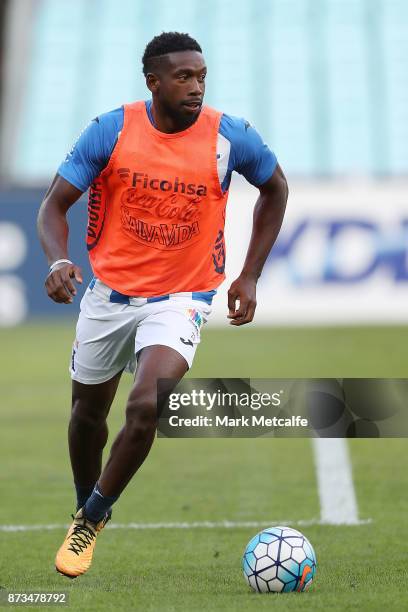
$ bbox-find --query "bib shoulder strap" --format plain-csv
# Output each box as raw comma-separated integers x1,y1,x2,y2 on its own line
124,100,145,116
201,105,223,122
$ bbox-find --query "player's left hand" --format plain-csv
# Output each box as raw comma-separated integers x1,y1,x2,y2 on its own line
227,275,257,326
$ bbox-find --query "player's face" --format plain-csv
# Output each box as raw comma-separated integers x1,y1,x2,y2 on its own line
150,51,207,122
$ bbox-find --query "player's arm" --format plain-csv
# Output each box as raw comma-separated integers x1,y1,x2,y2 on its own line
37,176,84,304
228,163,288,325
37,108,122,304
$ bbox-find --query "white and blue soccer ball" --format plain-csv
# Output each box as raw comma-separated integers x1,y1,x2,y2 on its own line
242,526,316,593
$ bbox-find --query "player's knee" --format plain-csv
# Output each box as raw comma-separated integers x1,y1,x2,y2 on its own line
71,397,107,429
125,393,157,440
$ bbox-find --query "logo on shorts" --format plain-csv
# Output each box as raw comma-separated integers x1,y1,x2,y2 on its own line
180,337,194,347
187,308,203,330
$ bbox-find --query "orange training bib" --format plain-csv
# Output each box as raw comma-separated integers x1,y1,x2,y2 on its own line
86,101,229,296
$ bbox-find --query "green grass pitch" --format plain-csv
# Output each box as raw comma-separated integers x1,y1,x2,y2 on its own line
1,322,408,611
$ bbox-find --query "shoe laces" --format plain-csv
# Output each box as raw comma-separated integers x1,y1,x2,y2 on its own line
67,516,96,556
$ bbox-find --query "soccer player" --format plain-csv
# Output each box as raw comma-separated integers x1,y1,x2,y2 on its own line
37,32,288,578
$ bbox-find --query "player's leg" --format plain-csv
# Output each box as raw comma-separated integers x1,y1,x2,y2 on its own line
69,371,123,510
96,345,188,498
56,282,138,577
56,374,130,579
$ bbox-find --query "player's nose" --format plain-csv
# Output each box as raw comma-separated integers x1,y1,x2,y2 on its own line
189,79,203,96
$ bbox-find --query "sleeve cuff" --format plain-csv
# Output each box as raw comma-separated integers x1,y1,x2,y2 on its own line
57,169,87,193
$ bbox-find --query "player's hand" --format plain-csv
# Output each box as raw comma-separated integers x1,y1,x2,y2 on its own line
227,275,257,326
45,263,83,304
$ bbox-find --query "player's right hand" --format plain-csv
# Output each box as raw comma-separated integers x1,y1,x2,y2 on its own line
45,263,83,304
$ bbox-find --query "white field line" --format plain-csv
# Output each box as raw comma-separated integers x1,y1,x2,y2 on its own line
0,517,371,533
1,440,367,533
312,438,361,525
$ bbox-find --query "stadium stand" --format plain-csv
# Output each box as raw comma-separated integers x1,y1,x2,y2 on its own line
1,0,407,182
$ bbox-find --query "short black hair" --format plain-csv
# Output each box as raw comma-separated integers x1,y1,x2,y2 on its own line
142,31,202,76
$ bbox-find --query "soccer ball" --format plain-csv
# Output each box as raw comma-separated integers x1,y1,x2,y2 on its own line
242,526,316,593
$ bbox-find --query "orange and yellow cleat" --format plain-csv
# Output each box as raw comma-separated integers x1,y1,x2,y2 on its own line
55,508,110,578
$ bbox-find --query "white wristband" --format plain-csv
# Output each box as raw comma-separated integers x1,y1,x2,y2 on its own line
49,258,73,273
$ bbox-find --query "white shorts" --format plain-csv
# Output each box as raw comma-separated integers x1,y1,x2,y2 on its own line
69,278,213,384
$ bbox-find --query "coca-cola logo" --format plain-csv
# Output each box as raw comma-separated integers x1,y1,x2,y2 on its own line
120,188,202,223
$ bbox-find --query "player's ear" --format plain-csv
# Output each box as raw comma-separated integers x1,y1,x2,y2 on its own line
146,73,160,93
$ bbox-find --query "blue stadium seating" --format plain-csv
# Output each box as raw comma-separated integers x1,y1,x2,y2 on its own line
11,0,408,180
